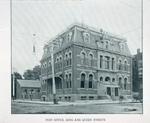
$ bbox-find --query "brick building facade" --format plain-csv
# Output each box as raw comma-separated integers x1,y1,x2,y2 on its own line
132,49,143,99
40,24,132,101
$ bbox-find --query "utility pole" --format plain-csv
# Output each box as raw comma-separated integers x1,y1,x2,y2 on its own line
12,72,15,100
12,67,17,100
51,42,58,104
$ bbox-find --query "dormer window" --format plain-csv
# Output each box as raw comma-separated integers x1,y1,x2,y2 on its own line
119,43,124,51
68,32,72,42
100,41,104,48
59,38,63,47
83,32,90,42
106,41,109,49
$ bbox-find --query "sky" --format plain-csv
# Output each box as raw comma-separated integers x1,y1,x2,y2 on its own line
12,0,142,75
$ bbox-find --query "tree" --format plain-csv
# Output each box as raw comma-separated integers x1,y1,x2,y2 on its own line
33,65,41,80
23,69,34,80
14,72,22,79
23,65,41,80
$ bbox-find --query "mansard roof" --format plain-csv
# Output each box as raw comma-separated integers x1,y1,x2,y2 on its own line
41,23,131,61
44,23,127,47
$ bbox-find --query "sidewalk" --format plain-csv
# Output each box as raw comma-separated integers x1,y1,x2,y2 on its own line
13,99,133,107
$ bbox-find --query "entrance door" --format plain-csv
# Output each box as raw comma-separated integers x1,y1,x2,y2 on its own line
107,87,111,96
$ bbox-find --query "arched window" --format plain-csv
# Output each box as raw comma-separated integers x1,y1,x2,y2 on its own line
100,41,104,48
69,73,72,88
112,58,115,70
105,77,110,82
59,56,62,68
56,57,59,70
119,59,122,70
89,53,93,66
105,56,110,69
66,74,69,88
106,41,109,49
56,57,59,63
69,52,72,65
100,55,103,68
100,77,103,82
81,52,86,64
81,73,85,88
119,77,122,89
65,53,69,66
124,78,127,90
89,74,93,88
124,60,127,71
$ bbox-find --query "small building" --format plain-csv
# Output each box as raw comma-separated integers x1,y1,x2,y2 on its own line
16,79,41,100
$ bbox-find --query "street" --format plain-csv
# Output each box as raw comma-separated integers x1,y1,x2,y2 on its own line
11,101,142,114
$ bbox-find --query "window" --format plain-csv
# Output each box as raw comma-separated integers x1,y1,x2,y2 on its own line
83,32,90,42
59,57,62,68
69,73,72,88
56,58,59,70
124,61,127,71
66,74,69,88
105,77,110,82
100,55,103,68
68,96,71,101
106,41,109,49
24,89,27,94
105,56,110,69
59,38,63,47
68,32,72,41
112,78,115,82
56,58,59,63
65,54,69,66
81,52,86,64
107,87,111,96
115,88,119,96
119,60,122,70
89,74,93,88
100,77,103,82
89,96,94,100
69,52,72,65
81,73,85,88
31,89,34,94
112,58,115,70
89,54,93,66
100,41,104,48
124,78,127,90
81,96,86,100
119,77,122,89
65,96,68,101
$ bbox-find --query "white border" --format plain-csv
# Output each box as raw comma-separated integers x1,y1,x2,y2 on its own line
0,0,150,123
